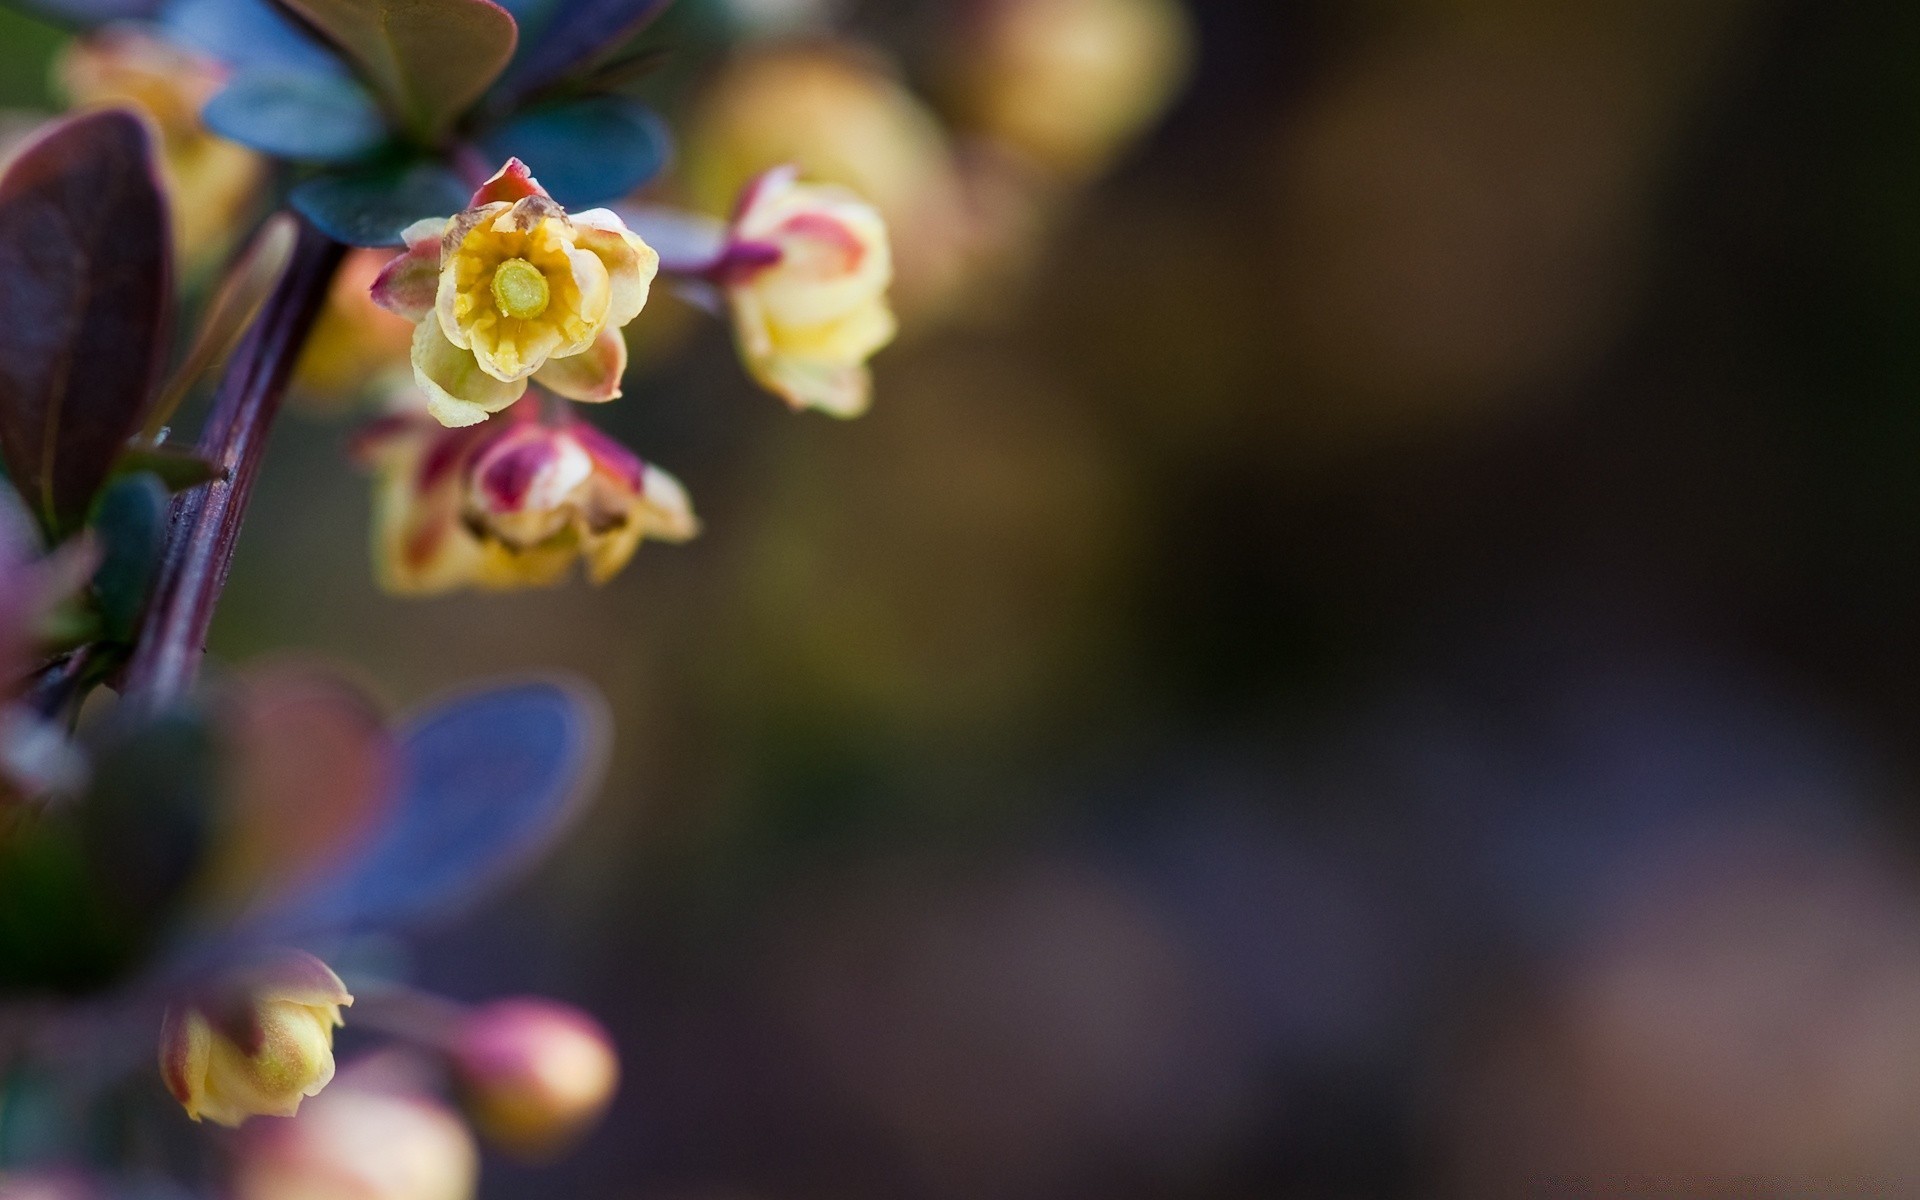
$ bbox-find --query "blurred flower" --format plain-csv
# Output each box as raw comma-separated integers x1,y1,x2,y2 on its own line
371,161,659,428
679,43,969,315
54,25,265,264
293,248,418,406
448,998,619,1158
232,1067,477,1200
160,949,353,1127
944,0,1193,180
719,165,895,417
352,399,696,594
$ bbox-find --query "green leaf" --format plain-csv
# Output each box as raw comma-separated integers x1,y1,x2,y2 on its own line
270,0,518,142
478,95,668,208
114,445,221,492
202,69,390,163
88,471,166,643
290,157,466,246
0,110,172,539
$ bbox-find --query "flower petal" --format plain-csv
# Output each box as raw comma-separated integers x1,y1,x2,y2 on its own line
469,158,550,208
369,239,440,319
533,328,627,403
412,319,527,427
571,209,660,329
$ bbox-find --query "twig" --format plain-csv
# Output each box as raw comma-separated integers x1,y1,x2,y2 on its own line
120,219,345,707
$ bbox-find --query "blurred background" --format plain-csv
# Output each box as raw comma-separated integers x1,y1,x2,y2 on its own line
19,0,1920,1194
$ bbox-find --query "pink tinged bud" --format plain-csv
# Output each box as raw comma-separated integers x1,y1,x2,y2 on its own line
233,1079,477,1200
159,951,353,1128
448,999,619,1159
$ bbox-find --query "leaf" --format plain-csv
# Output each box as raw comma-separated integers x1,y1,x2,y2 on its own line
277,677,607,934
203,70,389,163
199,667,395,921
162,0,342,76
145,213,299,438
492,0,672,111
270,0,518,142
113,445,221,492
478,95,669,208
13,0,159,29
87,470,166,643
290,158,467,247
0,110,171,539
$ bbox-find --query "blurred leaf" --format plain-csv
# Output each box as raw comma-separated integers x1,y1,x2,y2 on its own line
479,95,668,208
201,667,394,920
10,0,158,29
290,157,466,246
203,70,389,163
281,677,607,934
81,708,219,924
270,0,518,142
0,816,140,994
87,470,166,643
162,0,341,76
0,110,171,539
146,213,299,438
114,445,221,492
493,0,670,111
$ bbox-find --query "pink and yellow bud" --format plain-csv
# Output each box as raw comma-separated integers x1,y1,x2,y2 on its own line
721,166,896,418
447,998,619,1158
679,44,969,315
232,1073,477,1200
159,951,353,1128
55,27,265,264
353,402,696,595
372,161,659,428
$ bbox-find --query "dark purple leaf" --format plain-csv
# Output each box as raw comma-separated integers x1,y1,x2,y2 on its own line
492,0,673,111
0,110,171,538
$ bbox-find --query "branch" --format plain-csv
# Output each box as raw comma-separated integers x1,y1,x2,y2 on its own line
121,219,346,708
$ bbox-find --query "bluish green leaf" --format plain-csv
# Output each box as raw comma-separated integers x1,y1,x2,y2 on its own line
88,471,166,643
492,0,672,110
203,70,388,163
479,95,668,208
269,0,518,142
290,158,466,246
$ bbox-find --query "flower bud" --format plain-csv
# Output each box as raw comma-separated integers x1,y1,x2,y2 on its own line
447,999,619,1158
159,950,352,1128
233,1072,477,1200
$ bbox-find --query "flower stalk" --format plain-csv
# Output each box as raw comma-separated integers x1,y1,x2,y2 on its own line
122,219,346,707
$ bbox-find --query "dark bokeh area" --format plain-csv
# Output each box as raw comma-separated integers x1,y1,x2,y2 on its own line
208,0,1920,1195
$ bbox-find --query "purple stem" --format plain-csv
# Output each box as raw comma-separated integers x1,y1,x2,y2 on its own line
121,219,345,707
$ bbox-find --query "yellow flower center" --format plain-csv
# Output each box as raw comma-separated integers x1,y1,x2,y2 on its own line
491,258,551,321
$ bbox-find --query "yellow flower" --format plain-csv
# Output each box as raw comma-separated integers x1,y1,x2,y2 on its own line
372,160,659,428
721,166,896,417
55,27,266,265
159,951,352,1128
352,400,696,595
448,999,619,1159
